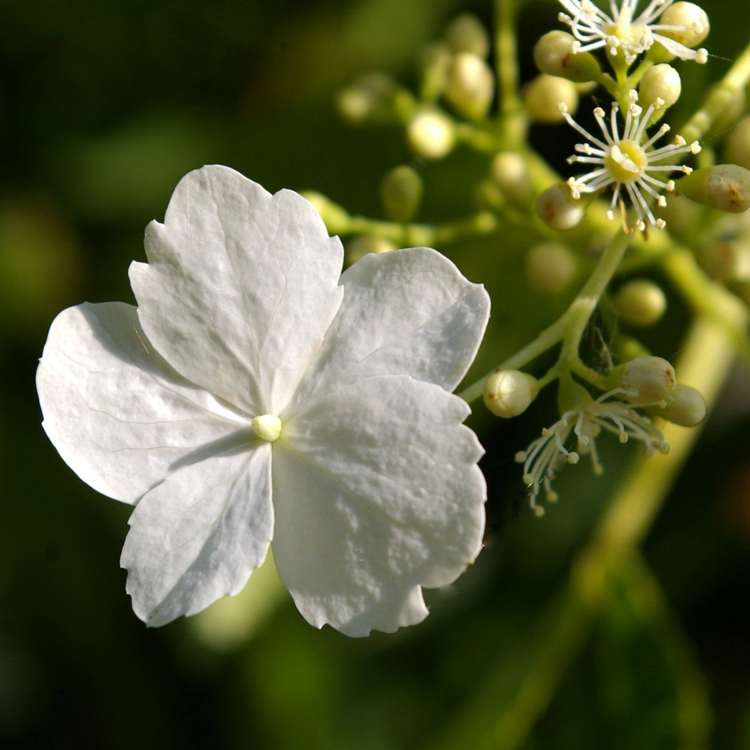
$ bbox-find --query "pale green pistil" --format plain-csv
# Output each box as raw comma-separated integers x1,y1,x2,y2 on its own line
252,414,282,442
605,140,646,183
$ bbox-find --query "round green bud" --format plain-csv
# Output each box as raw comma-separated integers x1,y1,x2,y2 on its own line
606,356,676,406
491,152,533,207
707,84,745,139
533,31,601,82
301,191,350,235
445,52,495,121
659,2,710,49
444,13,490,58
650,383,707,427
336,73,401,125
524,74,578,123
616,279,667,328
536,183,585,230
639,64,681,111
407,110,456,159
679,164,750,214
484,369,539,418
723,117,750,170
417,42,452,102
346,235,396,264
526,242,578,293
380,166,423,223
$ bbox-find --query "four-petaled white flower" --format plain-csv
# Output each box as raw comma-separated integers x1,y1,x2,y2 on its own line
560,92,700,231
36,165,490,637
559,0,708,65
515,383,669,515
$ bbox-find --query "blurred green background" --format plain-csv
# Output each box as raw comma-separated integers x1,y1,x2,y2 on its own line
3,0,750,748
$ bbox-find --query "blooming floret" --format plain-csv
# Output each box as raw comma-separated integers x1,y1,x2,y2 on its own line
560,92,701,231
558,0,708,66
515,385,669,515
36,166,491,637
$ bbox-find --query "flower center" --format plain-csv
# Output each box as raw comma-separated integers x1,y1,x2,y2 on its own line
604,140,647,183
252,414,282,442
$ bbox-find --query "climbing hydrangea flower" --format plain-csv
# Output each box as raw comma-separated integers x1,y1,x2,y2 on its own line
515,384,669,515
36,165,490,637
558,0,709,65
560,92,701,230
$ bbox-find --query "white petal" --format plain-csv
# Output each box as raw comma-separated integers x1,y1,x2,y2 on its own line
272,375,486,637
129,165,344,414
121,444,273,626
288,247,490,410
36,302,248,505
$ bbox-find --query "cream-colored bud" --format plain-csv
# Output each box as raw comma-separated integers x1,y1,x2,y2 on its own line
723,118,750,170
606,356,676,406
639,65,681,111
380,166,423,223
526,242,578,293
407,110,456,159
417,42,452,102
252,414,282,442
616,279,667,327
484,369,539,418
660,2,710,48
536,183,585,230
492,152,533,207
444,13,490,58
533,31,601,82
301,191,350,235
445,52,495,120
650,384,707,426
524,75,578,123
346,236,396,265
679,164,750,214
336,73,401,125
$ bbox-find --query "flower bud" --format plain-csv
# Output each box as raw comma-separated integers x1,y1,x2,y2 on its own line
536,183,585,230
444,13,490,58
524,75,578,123
679,164,750,214
337,73,403,125
650,383,707,427
379,166,423,223
526,242,578,293
533,31,601,82
492,152,533,207
605,356,676,406
696,239,739,281
301,191,350,235
615,279,667,328
639,64,681,111
407,110,456,159
417,42,452,101
445,52,495,120
346,235,396,264
659,2,710,49
484,369,538,418
723,117,750,170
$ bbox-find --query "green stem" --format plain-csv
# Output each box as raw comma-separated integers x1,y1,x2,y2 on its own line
660,249,750,365
680,40,750,144
495,0,520,117
458,230,631,403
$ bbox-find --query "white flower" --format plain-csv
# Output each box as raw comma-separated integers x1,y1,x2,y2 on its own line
36,165,490,637
560,93,700,231
515,384,669,515
558,0,708,65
